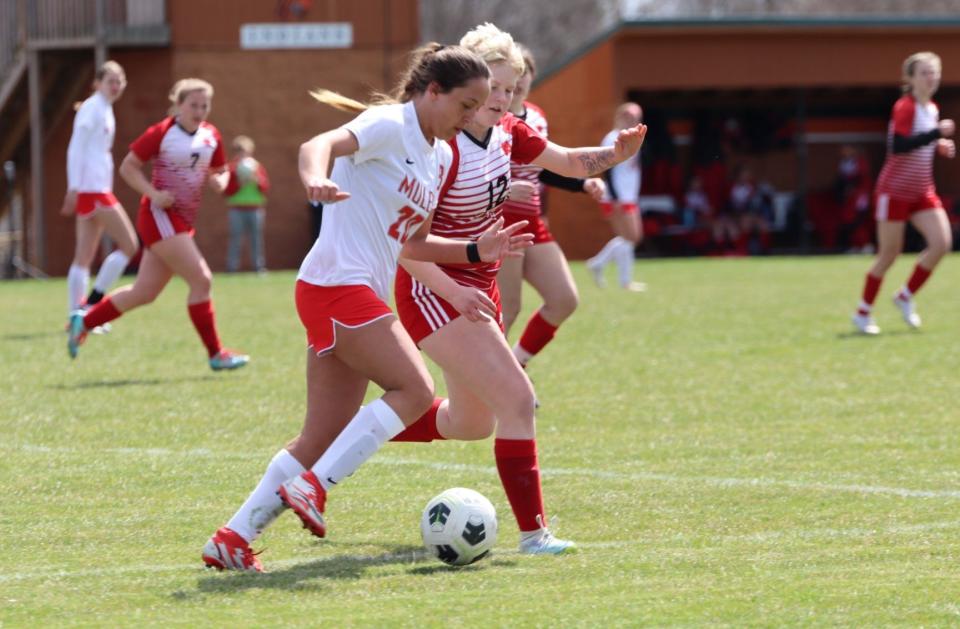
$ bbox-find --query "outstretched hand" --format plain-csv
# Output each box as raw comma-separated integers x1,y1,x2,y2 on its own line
60,190,77,217
475,217,534,261
304,176,351,204
613,124,648,162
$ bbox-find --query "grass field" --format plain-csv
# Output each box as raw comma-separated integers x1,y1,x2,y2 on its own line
2,254,960,627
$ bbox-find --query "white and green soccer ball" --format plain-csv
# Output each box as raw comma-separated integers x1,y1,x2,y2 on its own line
420,487,498,566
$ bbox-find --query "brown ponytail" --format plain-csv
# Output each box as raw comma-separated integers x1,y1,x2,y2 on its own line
311,43,488,113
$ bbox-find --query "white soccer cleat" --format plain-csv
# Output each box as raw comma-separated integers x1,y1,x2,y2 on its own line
585,259,606,288
851,312,880,336
893,293,922,329
518,515,577,555
519,528,578,555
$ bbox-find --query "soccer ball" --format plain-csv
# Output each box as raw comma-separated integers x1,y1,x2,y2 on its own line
420,488,498,566
236,157,258,182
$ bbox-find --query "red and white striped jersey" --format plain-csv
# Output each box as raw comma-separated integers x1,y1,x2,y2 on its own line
876,95,939,199
433,114,547,289
130,118,226,226
502,101,548,217
66,91,116,193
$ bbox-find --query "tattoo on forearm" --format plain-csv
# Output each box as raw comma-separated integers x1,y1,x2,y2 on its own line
576,149,616,176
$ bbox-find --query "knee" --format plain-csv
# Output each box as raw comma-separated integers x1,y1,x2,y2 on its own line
120,242,138,258
406,375,436,418
932,233,953,257
551,290,579,320
191,271,213,295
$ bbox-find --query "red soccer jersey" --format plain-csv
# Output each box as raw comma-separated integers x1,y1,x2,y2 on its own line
502,101,549,217
875,95,939,200
432,114,547,289
130,117,227,226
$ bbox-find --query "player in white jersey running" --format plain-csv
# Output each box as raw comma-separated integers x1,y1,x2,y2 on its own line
498,44,606,368
203,44,531,572
852,51,955,335
68,79,249,371
61,61,138,330
389,24,646,556
586,102,647,292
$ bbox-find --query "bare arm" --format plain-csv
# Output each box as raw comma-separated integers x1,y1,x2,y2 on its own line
299,128,358,203
119,152,174,208
532,124,647,178
399,258,498,323
400,216,533,264
208,166,229,193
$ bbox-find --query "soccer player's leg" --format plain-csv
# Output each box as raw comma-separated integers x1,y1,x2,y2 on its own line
896,205,952,328
853,202,905,335
86,203,138,310
514,242,578,367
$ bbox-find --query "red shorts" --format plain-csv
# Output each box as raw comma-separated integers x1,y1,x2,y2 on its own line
503,211,554,245
295,281,394,356
76,192,120,218
875,190,943,222
394,266,503,346
136,205,195,247
600,201,639,218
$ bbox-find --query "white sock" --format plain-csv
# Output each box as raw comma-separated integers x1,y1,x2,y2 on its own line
310,398,405,491
93,251,130,294
226,449,305,543
614,239,636,287
512,342,534,366
588,237,624,268
67,264,90,313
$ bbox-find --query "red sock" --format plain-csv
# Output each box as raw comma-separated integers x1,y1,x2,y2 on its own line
83,297,122,329
494,438,546,532
905,264,933,295
391,398,446,442
517,309,559,357
860,273,883,312
187,300,222,358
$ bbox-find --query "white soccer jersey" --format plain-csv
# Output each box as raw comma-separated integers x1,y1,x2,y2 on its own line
601,129,641,204
298,101,453,301
66,91,116,193
432,114,547,289
130,117,226,225
502,101,549,217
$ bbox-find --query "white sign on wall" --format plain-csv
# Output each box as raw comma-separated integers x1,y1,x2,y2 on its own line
240,23,353,49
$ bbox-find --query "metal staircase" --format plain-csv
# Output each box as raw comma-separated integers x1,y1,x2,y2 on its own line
0,0,169,275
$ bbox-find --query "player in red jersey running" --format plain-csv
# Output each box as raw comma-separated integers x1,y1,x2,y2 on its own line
61,61,138,330
203,45,532,572
388,24,646,555
67,79,249,370
852,51,955,334
498,44,606,368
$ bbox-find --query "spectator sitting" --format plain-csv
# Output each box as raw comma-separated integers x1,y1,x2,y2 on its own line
680,175,712,228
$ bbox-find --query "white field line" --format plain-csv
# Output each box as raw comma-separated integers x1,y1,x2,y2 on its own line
12,443,960,501
5,520,960,584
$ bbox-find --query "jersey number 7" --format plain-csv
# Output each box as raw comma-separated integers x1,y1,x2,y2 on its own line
388,206,425,244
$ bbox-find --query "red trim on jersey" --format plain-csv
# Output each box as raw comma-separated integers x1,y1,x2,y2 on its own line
439,139,460,201
208,126,227,169
891,96,916,136
130,117,176,162
501,114,548,164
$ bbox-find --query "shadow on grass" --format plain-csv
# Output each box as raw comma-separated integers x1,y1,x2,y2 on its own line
836,329,919,340
2,331,61,341
183,544,512,596
48,375,221,389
